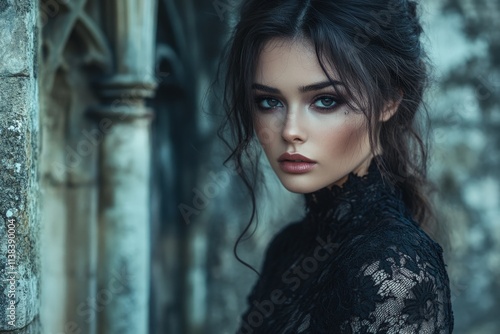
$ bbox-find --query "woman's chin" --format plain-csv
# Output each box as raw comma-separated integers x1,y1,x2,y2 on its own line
278,178,325,194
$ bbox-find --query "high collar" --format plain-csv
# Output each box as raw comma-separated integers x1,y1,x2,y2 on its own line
303,158,407,234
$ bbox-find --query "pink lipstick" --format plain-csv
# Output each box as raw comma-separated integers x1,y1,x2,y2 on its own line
278,152,317,174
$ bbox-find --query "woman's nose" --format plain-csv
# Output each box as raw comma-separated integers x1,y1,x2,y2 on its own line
281,107,307,144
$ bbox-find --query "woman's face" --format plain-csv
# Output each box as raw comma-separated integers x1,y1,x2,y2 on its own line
252,37,379,194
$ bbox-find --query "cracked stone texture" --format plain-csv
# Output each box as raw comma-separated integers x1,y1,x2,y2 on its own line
0,0,39,331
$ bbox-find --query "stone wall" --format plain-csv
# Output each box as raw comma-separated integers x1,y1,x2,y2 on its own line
0,0,40,331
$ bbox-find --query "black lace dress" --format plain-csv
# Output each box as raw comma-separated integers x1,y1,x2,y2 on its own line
236,160,454,333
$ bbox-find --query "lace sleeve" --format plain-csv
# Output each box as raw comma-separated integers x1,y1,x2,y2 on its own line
334,241,454,334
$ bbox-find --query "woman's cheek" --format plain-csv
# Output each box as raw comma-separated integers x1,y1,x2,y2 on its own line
254,115,281,147
338,120,370,157
320,119,366,156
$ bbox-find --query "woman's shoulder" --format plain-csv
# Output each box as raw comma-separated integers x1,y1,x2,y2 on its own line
359,215,443,254
314,217,454,332
334,215,450,288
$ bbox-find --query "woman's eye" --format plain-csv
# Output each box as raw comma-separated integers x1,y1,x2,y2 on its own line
314,96,338,109
255,97,283,110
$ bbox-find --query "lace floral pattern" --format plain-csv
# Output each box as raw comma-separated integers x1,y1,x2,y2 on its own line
236,159,454,333
335,244,451,333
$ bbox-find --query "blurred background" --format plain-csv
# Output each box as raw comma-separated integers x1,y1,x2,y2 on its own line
0,0,498,333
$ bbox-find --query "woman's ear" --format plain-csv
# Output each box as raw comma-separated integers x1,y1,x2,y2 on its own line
379,93,403,122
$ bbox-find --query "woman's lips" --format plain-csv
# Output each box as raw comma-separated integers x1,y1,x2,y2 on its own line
278,160,317,174
277,152,317,174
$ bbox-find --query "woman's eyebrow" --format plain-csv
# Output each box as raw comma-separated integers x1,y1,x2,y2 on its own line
251,80,344,94
251,83,280,94
300,80,344,92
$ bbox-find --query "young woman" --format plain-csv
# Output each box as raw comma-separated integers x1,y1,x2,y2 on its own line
217,0,454,332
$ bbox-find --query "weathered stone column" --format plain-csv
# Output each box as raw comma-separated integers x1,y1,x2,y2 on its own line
89,1,157,333
0,0,40,332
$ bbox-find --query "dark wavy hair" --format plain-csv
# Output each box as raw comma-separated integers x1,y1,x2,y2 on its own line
215,0,438,276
